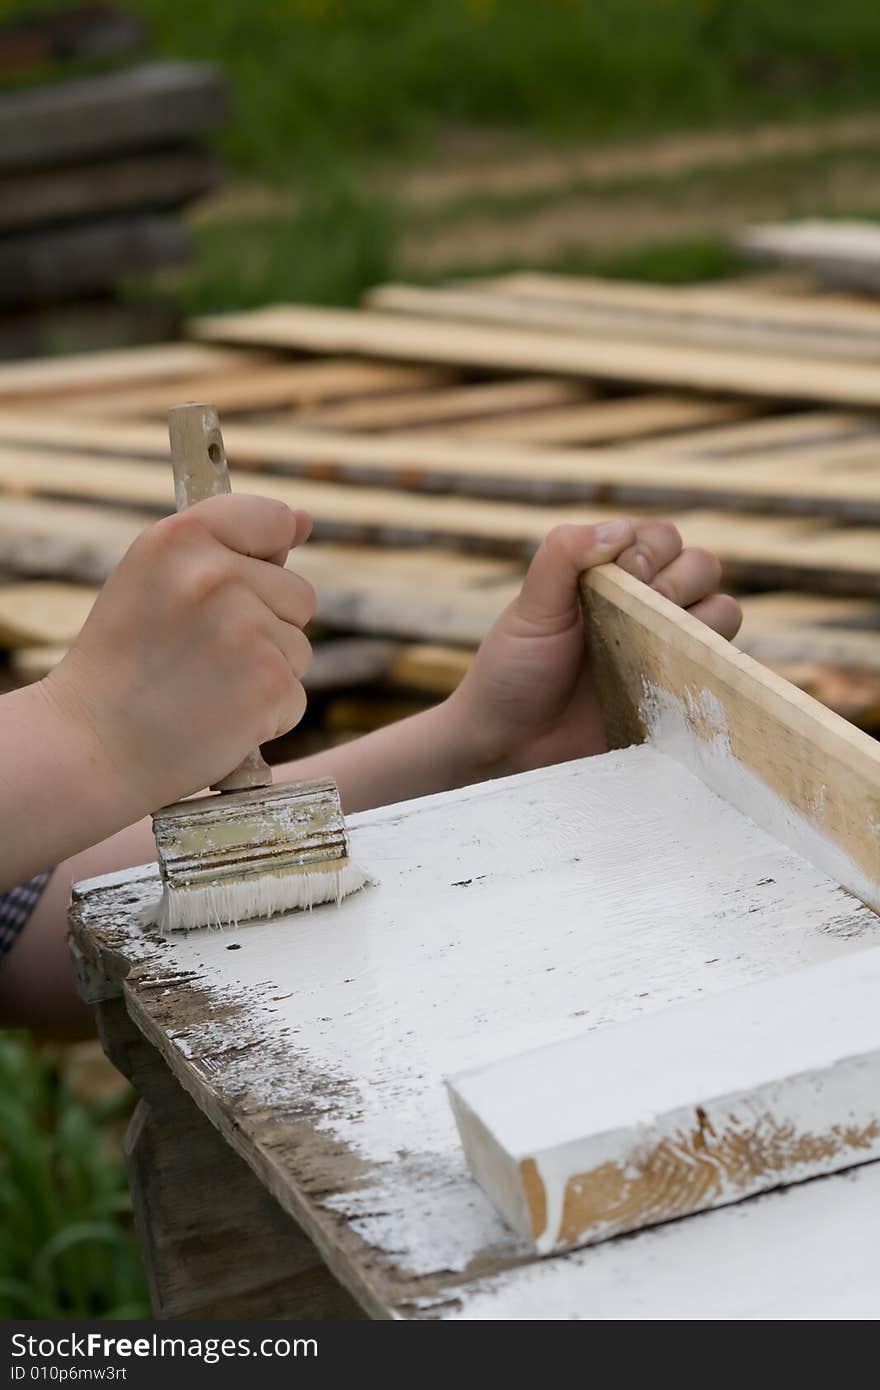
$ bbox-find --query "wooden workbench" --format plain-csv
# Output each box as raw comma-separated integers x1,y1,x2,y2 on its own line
69,743,880,1320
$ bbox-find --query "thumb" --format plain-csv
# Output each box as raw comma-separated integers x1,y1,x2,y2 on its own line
515,520,637,630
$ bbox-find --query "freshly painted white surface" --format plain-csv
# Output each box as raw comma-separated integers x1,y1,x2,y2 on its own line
450,946,880,1251
77,744,880,1294
644,681,880,910
432,1162,880,1320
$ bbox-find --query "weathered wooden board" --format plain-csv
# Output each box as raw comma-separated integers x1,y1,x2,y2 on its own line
0,581,94,647
0,151,223,234
64,360,453,420
12,443,880,598
737,220,880,293
3,409,880,518
295,377,589,432
450,947,880,1254
70,746,880,1318
582,564,880,910
0,341,259,400
0,499,522,641
0,61,227,171
190,302,880,407
369,280,880,364
0,216,191,306
455,393,755,445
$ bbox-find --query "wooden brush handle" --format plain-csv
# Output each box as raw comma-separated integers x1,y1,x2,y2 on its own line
168,402,272,794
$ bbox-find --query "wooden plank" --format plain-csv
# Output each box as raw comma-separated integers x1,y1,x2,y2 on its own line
738,592,880,633
99,997,361,1319
449,948,880,1253
429,1160,880,1318
0,215,190,307
0,498,523,641
0,582,94,647
389,644,472,694
69,746,880,1318
371,281,880,365
0,61,227,172
0,438,830,563
294,377,589,432
652,409,880,459
582,563,880,910
190,302,880,408
64,361,457,419
2,409,880,519
464,272,880,355
0,151,223,234
737,220,880,293
0,342,261,401
454,394,757,445
0,298,183,363
5,441,872,596
741,627,880,675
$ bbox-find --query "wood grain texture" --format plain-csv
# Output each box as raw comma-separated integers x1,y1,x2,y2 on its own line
98,997,362,1319
450,948,880,1253
69,747,880,1318
582,563,880,910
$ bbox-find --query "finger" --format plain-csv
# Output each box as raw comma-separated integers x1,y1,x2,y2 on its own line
238,557,317,628
650,546,723,609
516,520,637,630
184,494,312,563
687,593,743,641
271,674,308,740
616,519,683,583
272,621,314,681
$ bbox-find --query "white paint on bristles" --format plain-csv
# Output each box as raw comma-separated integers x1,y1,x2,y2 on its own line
155,860,369,932
76,746,880,1285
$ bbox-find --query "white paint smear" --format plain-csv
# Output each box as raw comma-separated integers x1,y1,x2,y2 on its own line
78,746,880,1277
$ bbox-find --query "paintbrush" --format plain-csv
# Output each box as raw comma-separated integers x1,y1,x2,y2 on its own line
152,402,368,931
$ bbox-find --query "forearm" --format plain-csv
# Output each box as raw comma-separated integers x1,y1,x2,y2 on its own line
0,681,148,891
275,698,485,814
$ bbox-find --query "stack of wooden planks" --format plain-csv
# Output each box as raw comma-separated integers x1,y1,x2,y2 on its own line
736,220,880,295
0,4,226,358
3,269,880,743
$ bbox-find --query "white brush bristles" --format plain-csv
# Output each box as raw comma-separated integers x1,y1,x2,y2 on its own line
156,860,369,933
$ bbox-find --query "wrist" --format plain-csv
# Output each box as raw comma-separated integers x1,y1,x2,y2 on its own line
39,660,152,828
433,688,512,788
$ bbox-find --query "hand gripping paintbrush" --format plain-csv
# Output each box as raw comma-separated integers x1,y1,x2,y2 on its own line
152,402,368,932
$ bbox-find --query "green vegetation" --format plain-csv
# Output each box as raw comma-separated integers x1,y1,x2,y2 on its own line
179,180,397,314
129,1,880,177
0,1033,149,1319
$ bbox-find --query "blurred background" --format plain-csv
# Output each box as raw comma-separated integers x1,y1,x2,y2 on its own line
3,0,880,1319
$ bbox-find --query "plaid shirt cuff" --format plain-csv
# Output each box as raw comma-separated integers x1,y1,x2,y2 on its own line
0,870,52,959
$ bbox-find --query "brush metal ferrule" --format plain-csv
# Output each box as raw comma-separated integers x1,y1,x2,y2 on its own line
152,776,350,893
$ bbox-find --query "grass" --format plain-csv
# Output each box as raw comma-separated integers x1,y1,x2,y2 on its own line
126,1,880,178
0,1032,149,1319
5,1,880,179
176,179,398,315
